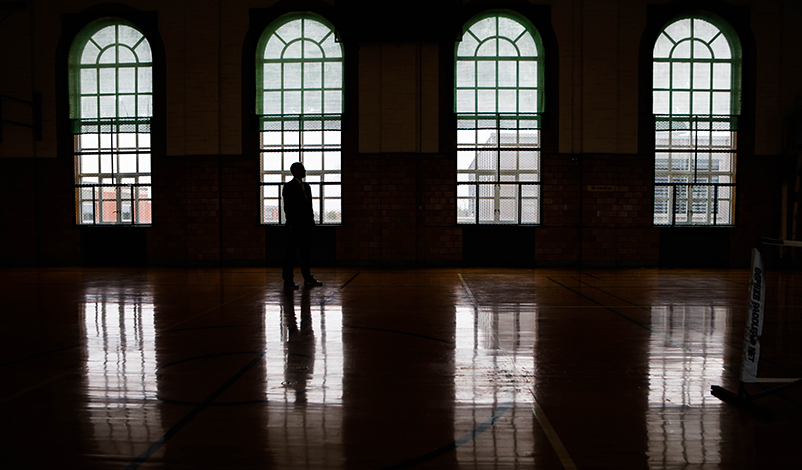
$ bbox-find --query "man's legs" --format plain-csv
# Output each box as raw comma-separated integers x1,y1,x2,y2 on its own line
284,226,321,287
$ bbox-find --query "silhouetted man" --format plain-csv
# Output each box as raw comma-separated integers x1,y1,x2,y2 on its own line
282,162,323,289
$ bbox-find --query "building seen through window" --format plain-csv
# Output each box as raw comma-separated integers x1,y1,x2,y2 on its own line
70,19,153,225
257,14,343,225
456,13,543,225
652,16,740,226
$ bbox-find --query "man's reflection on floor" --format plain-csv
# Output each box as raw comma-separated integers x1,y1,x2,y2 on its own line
282,288,315,407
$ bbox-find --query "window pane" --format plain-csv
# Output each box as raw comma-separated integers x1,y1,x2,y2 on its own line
671,91,690,114
322,90,340,114
137,95,152,117
710,35,731,59
498,61,516,87
477,39,497,57
100,96,116,117
519,90,537,113
118,46,136,63
119,95,136,117
498,89,516,113
477,89,496,113
692,63,711,89
321,34,342,58
284,63,301,89
515,33,537,57
81,42,100,64
653,62,670,89
304,40,323,59
137,68,152,93
712,63,731,90
654,34,673,58
692,91,710,114
693,41,712,59
498,17,524,39
456,89,475,113
498,40,517,57
477,61,496,87
324,62,342,89
134,41,152,62
457,34,479,57
712,92,730,114
284,91,301,113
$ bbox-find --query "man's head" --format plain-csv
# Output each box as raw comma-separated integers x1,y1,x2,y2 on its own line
290,162,306,180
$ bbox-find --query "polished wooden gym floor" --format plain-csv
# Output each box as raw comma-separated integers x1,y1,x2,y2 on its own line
2,266,801,469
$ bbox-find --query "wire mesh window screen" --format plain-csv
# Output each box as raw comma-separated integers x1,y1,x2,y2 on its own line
456,13,543,224
652,17,740,226
258,16,342,225
71,21,153,225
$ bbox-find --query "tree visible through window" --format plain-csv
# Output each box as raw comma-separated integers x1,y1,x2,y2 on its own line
257,14,343,225
456,13,543,224
71,19,153,225
652,16,740,225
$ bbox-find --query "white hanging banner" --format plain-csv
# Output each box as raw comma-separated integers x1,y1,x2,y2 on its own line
741,248,766,383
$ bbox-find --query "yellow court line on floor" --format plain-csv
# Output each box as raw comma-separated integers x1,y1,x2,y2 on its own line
533,400,579,470
458,273,578,470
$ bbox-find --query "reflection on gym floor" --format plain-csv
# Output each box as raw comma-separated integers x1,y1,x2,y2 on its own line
2,267,801,469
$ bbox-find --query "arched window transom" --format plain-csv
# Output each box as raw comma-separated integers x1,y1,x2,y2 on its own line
456,13,543,225
652,16,740,226
71,20,153,225
257,15,343,225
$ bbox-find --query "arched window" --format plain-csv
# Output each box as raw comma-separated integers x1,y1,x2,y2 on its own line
456,13,543,224
652,16,741,225
70,19,153,225
257,14,343,225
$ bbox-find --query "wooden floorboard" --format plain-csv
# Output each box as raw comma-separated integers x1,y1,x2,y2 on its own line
1,267,801,469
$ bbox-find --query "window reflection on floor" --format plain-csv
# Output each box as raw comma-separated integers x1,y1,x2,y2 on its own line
455,304,536,467
647,305,728,467
82,291,161,456
263,297,343,466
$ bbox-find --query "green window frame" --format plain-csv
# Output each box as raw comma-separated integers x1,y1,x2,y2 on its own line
652,16,741,226
69,19,153,225
455,12,543,225
257,13,343,225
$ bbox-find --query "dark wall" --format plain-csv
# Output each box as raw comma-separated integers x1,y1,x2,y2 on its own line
0,0,796,268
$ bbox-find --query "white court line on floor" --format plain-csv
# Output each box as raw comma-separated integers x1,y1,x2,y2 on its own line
458,273,578,470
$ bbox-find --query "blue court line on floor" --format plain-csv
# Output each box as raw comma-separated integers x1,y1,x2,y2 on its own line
319,272,360,306
382,403,511,470
125,351,266,470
